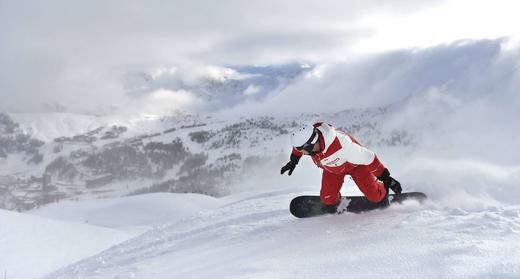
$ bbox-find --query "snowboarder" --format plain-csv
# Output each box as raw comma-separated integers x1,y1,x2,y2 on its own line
281,122,402,213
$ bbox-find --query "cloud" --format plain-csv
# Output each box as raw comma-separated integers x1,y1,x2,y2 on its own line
3,0,520,115
243,85,261,96
120,89,205,116
198,30,368,65
0,0,446,113
227,38,512,115
355,0,520,52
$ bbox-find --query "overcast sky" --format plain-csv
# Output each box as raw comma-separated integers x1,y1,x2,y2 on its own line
1,0,519,113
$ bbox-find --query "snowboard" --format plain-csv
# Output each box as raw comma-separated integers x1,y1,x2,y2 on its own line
290,192,427,218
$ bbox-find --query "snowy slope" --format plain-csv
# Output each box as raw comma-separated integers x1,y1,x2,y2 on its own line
0,209,133,279
44,188,520,279
0,193,222,279
30,193,223,233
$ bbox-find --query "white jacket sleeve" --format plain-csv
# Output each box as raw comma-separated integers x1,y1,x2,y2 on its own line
336,132,375,165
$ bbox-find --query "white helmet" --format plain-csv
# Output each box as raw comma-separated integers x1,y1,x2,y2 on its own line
290,125,319,149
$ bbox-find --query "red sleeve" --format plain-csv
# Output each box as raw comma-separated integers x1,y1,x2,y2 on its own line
291,147,303,157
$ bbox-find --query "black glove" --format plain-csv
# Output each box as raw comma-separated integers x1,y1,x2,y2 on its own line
377,168,402,194
280,153,301,176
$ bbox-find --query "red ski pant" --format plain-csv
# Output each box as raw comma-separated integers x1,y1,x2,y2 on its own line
320,156,387,205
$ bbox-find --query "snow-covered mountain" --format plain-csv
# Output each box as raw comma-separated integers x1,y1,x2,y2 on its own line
0,104,412,212
0,63,315,211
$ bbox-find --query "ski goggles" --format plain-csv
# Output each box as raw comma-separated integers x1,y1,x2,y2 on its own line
297,128,319,154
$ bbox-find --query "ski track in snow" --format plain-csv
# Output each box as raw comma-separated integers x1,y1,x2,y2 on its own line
44,190,520,279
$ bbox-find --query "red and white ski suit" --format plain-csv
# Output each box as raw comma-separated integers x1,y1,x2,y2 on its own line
292,123,387,205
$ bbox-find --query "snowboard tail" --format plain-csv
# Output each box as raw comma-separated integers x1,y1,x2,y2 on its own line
290,192,427,218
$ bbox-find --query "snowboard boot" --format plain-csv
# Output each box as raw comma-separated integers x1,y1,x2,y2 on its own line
377,168,402,194
321,200,340,214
